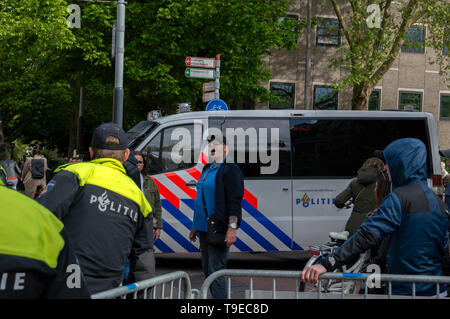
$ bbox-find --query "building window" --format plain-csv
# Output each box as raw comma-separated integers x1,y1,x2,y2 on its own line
440,94,450,119
313,85,338,110
316,18,340,46
401,25,425,53
368,89,381,111
278,14,299,33
269,82,295,109
398,91,422,111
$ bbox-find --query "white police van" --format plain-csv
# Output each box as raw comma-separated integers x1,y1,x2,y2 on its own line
127,110,443,254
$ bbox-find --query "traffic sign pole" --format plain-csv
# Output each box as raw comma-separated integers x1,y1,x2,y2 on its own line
185,54,222,104
215,54,220,100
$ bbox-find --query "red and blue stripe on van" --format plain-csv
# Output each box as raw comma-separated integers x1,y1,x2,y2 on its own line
151,153,302,253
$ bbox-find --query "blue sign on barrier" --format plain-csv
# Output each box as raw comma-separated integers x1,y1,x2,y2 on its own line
206,99,228,111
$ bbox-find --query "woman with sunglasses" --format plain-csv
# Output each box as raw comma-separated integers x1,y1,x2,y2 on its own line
189,135,244,299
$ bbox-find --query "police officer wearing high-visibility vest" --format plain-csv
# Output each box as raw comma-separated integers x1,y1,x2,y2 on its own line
38,122,153,294
0,119,90,298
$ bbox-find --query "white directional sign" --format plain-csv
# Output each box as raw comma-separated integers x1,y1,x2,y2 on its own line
202,81,216,93
202,92,215,103
185,68,215,79
185,56,215,69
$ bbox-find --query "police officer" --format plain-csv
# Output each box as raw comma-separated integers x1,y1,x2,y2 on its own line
38,122,153,294
0,119,90,299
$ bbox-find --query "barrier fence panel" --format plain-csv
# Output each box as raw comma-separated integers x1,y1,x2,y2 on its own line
199,269,450,299
200,269,302,299
318,273,450,299
91,271,192,299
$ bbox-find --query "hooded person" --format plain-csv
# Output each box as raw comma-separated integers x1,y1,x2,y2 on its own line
301,138,449,297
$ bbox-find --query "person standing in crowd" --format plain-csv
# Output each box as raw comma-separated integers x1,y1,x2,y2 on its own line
135,151,163,243
122,150,162,284
334,157,385,237
21,146,48,198
301,138,449,297
1,147,22,190
0,118,90,299
38,122,153,295
189,135,244,299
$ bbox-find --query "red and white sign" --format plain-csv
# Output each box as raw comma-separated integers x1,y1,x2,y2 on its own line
202,81,216,93
185,56,215,69
202,92,215,103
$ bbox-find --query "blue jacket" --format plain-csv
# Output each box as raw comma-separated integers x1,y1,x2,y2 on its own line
200,160,244,233
322,138,449,296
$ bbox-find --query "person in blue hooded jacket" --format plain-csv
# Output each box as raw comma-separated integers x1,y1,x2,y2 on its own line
301,138,449,297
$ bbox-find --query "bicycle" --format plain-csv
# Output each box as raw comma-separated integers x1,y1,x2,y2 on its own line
298,230,370,294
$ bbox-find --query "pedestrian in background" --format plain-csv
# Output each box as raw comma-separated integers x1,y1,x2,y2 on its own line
0,118,90,299
189,134,244,299
21,146,48,198
1,153,21,190
122,150,162,285
334,157,385,236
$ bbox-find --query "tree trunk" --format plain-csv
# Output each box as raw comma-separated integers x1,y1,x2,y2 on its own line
352,84,374,110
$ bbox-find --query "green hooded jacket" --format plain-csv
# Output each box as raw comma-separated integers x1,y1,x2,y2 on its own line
334,167,378,235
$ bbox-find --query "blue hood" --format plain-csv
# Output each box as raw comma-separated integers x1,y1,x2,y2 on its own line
383,138,428,189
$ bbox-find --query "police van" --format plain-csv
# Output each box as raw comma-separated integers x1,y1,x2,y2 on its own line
127,110,443,254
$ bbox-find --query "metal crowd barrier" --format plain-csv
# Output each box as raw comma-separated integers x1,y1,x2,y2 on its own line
199,269,450,299
91,271,192,299
200,269,303,299
318,272,450,299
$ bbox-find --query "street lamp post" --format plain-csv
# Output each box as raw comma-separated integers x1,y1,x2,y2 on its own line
112,0,126,127
304,0,312,109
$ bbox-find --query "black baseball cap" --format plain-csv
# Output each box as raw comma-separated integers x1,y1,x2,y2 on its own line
91,122,128,150
207,134,227,145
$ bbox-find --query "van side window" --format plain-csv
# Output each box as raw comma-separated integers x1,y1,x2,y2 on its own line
209,117,291,178
290,119,430,178
144,124,201,174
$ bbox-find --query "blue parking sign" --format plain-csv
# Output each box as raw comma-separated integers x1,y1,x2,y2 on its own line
206,99,228,111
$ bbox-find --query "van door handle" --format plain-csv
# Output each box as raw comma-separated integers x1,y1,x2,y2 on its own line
185,180,197,187
282,187,289,191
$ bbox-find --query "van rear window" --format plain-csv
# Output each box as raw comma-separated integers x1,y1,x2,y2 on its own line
291,118,430,178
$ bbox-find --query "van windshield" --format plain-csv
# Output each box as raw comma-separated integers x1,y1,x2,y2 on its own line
127,120,158,149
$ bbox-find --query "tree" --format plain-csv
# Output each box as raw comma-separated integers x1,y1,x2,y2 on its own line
0,0,75,142
0,0,301,155
123,0,302,115
325,0,449,110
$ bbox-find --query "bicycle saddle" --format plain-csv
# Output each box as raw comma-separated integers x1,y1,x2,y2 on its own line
329,231,349,241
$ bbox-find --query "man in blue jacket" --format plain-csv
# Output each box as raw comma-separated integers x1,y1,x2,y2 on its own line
301,138,449,296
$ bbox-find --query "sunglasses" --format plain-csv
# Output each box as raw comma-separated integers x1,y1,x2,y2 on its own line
137,161,144,164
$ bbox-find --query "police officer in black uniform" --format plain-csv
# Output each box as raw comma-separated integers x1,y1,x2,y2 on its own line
38,122,154,294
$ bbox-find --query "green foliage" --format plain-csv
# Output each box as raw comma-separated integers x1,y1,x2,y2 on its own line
0,0,301,155
326,0,449,109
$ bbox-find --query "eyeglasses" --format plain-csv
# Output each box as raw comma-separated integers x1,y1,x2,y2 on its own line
137,161,143,164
